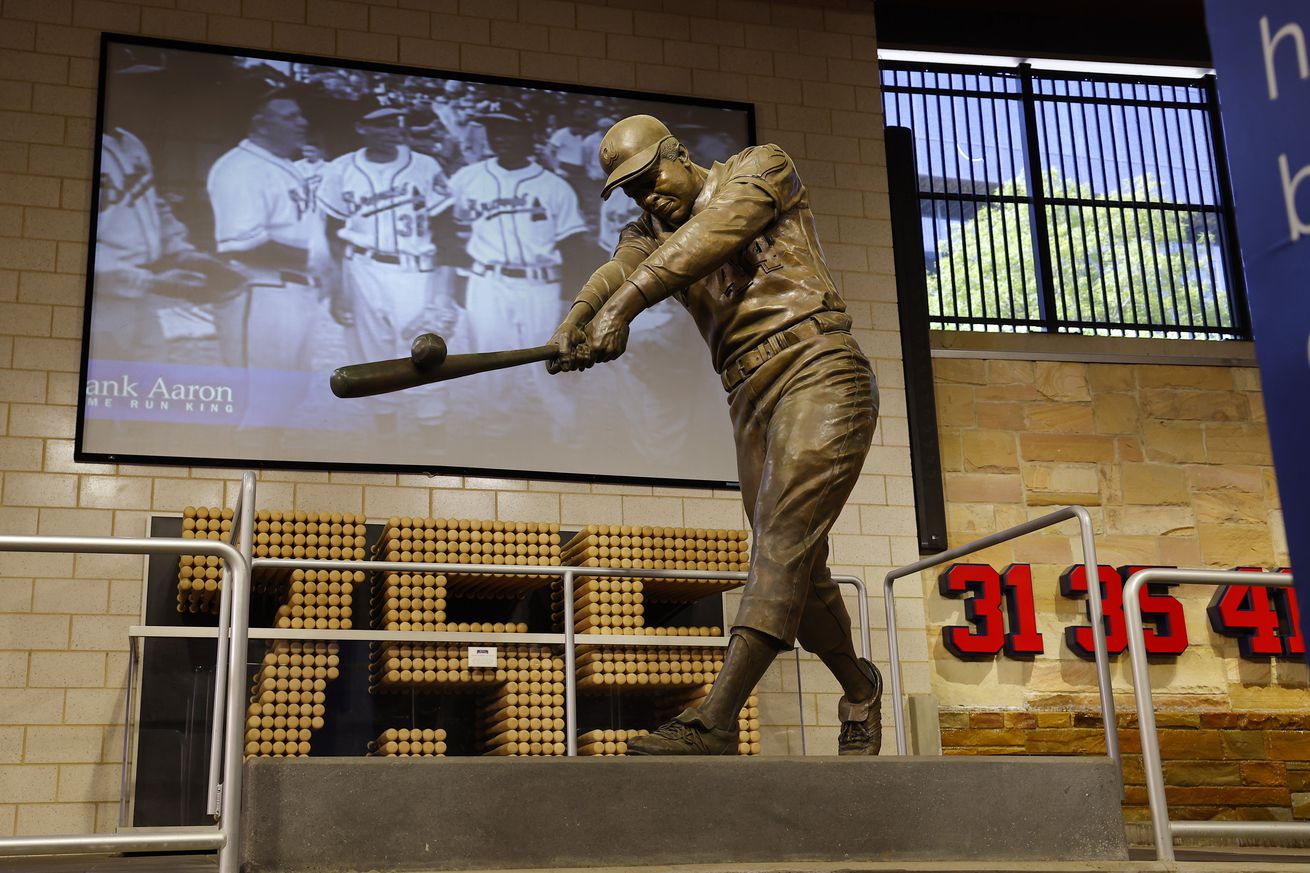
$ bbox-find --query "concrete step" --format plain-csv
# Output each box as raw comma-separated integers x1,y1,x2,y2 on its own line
435,857,1310,873
4,848,1310,872
241,756,1128,872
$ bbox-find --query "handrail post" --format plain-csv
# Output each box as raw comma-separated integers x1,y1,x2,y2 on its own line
207,471,256,817
1122,568,1172,861
834,575,872,661
1123,567,1297,862
881,506,1113,761
883,574,907,755
117,635,138,828
563,569,577,757
217,528,253,873
1071,506,1118,766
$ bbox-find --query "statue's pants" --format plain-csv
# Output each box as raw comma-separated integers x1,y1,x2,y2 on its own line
727,330,879,653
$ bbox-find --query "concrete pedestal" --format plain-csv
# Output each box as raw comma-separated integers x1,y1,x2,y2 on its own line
241,756,1127,872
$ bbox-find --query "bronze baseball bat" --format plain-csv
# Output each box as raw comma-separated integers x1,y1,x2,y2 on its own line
330,339,558,399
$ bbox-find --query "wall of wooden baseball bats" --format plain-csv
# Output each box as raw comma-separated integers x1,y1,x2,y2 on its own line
175,507,760,760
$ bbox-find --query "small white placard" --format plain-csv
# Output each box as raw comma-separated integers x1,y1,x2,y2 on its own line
468,645,497,668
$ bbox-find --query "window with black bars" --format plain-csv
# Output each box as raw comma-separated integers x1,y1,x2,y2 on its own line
880,61,1249,340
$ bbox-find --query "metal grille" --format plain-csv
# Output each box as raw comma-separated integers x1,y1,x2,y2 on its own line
881,62,1248,339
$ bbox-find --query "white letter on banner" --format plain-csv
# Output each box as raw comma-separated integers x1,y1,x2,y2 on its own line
1262,16,1310,100
1280,155,1310,241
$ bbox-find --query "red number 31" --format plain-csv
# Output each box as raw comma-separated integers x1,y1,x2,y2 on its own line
938,563,1045,660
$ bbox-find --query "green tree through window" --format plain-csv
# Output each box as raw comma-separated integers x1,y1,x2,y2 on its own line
929,170,1231,338
882,61,1246,340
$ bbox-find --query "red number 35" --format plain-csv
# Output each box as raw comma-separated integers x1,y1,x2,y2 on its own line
1058,564,1188,659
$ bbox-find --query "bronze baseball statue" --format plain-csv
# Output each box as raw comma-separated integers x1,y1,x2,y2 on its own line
330,114,883,757
550,115,883,756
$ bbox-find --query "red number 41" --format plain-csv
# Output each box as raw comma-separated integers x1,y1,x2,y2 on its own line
1208,568,1302,659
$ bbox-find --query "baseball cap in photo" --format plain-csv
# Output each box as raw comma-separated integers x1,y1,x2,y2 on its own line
599,115,674,200
474,111,525,125
361,107,408,124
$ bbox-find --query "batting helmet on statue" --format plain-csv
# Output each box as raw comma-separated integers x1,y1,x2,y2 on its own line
598,115,677,200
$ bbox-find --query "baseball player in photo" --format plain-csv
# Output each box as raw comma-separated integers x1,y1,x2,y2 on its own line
318,106,458,432
207,89,324,427
93,126,243,362
294,141,328,188
444,112,589,441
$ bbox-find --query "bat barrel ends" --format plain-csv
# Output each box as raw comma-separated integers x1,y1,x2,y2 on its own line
329,369,357,398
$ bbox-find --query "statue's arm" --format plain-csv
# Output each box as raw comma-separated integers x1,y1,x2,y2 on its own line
559,244,648,331
596,181,779,325
548,239,649,373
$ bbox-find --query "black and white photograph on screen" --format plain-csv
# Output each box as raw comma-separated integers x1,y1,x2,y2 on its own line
79,37,750,484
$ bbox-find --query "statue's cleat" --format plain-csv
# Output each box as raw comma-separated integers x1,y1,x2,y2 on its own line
837,658,883,755
625,708,737,756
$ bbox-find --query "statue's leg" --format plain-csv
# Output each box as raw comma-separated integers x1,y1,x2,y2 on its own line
796,554,884,755
696,627,781,729
626,369,774,756
730,340,876,650
741,338,879,754
795,544,876,703
628,335,876,756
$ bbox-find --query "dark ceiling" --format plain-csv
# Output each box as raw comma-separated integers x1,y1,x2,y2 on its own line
873,0,1212,67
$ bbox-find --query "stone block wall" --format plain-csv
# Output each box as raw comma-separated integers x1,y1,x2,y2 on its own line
930,356,1304,714
941,709,1310,823
931,355,1309,821
0,0,921,835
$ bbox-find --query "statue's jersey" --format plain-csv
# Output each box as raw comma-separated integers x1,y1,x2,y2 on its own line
615,144,846,374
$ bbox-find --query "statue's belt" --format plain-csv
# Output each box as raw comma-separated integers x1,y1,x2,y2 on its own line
719,312,852,392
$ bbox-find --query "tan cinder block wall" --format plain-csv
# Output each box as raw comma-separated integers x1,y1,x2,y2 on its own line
930,357,1306,714
0,0,920,835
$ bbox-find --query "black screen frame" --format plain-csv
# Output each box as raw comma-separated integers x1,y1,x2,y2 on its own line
75,32,756,490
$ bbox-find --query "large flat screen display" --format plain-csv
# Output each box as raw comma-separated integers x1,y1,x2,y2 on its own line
77,35,752,486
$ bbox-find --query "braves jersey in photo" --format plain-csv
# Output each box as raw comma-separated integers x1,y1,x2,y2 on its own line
294,155,326,189
207,138,319,253
97,127,191,275
446,159,586,266
317,146,452,257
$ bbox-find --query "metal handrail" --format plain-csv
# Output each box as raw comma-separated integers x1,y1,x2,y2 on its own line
0,479,874,869
882,506,1116,763
206,471,255,817
243,557,871,759
0,534,249,872
1123,567,1306,861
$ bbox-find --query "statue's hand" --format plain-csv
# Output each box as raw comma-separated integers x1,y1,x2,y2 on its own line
586,308,629,364
547,322,591,374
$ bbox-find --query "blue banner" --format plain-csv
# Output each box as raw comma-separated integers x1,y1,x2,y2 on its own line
1206,1,1310,664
